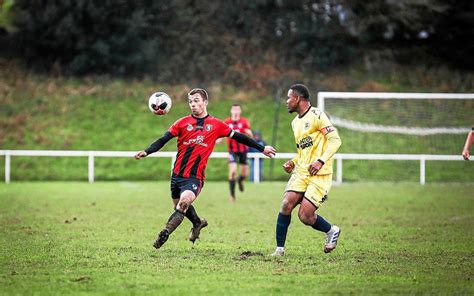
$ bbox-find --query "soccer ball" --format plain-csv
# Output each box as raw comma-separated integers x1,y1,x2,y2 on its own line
148,92,172,115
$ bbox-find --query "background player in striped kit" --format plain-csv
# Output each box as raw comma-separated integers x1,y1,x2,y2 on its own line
223,104,253,202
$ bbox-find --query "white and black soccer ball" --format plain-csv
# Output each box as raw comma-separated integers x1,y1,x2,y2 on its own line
148,92,172,115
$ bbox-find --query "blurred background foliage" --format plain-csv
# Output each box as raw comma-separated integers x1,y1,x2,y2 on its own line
1,0,472,85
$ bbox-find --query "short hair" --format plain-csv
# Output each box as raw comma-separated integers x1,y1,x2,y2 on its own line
231,103,240,107
290,84,310,101
188,88,209,101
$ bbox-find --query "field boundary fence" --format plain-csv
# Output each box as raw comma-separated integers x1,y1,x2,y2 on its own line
0,150,466,185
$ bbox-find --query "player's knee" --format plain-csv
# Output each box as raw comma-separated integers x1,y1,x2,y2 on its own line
177,200,189,212
298,210,313,225
177,195,194,212
280,199,294,215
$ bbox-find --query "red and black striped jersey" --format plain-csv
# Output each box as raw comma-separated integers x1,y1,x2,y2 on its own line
223,117,251,153
169,114,232,181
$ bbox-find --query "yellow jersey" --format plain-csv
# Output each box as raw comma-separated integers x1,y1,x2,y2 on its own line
291,106,342,175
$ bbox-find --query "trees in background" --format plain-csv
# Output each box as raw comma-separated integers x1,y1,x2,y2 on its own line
2,0,472,81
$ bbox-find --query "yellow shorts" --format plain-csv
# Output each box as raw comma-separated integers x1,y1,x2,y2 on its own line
285,173,332,208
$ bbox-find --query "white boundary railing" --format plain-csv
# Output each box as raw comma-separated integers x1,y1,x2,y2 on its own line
0,150,467,185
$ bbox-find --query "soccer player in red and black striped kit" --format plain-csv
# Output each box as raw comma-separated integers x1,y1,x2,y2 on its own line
135,88,276,249
223,104,252,202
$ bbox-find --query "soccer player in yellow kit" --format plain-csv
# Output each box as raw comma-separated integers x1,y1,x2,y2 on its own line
271,84,342,256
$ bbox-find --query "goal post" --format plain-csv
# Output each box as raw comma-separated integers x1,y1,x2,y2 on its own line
317,92,474,112
317,92,474,183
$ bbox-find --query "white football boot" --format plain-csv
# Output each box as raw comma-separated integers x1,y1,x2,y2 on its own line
270,247,285,257
324,225,341,253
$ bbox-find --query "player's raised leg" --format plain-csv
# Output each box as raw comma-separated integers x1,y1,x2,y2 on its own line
187,203,208,243
298,198,340,253
271,191,303,256
153,190,198,249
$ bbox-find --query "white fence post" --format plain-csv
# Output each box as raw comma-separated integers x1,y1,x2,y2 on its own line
336,157,343,185
88,152,94,183
5,151,11,184
420,156,426,185
254,154,261,183
317,92,325,111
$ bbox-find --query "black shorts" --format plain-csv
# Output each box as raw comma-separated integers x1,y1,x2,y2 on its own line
229,152,248,165
170,174,203,199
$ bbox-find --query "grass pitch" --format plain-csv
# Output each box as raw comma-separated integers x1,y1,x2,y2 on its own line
0,182,473,295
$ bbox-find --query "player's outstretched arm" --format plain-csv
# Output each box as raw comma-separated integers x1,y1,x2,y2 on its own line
230,131,276,158
135,131,175,160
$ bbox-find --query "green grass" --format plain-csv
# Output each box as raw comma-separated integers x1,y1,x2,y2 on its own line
1,182,473,295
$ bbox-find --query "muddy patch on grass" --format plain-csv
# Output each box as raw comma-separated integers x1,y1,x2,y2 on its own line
234,251,264,260
71,276,91,283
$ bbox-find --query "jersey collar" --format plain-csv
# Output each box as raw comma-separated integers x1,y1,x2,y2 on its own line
298,106,312,119
191,114,210,120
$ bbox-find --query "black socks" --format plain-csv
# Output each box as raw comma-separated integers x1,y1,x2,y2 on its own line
229,179,236,196
311,215,332,233
185,204,201,226
276,213,291,247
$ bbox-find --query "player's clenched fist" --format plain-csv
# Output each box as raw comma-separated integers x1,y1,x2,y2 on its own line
134,151,147,160
283,160,295,174
308,160,323,176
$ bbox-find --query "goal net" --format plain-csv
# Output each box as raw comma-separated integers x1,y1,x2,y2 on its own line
317,92,474,182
